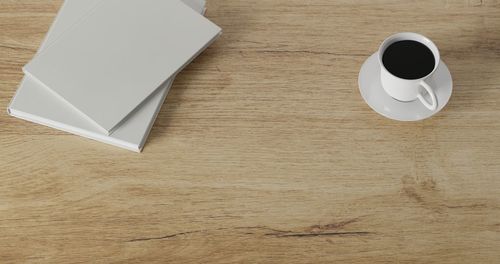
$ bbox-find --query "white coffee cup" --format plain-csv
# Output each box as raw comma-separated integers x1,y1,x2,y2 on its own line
378,32,440,111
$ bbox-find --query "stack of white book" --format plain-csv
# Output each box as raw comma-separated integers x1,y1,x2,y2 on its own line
8,0,221,152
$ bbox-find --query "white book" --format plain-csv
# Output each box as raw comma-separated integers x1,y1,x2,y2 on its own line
8,0,207,152
24,0,221,134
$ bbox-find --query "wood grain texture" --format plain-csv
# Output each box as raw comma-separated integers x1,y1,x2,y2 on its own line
1,0,500,263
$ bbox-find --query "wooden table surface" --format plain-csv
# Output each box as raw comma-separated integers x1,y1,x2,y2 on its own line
1,0,500,263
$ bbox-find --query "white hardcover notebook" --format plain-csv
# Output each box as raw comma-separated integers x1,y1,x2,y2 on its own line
8,0,207,152
24,0,221,134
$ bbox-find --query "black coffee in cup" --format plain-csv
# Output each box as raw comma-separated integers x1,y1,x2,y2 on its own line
382,40,435,80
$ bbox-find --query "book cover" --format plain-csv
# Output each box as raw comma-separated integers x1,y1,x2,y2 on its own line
24,0,221,134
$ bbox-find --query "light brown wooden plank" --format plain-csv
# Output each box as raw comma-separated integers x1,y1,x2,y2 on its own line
0,0,499,263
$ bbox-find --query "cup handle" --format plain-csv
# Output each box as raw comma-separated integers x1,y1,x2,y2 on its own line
417,81,438,111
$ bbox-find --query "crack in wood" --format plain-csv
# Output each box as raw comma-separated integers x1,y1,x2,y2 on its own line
127,230,206,242
307,218,361,232
126,219,371,242
126,226,292,242
265,231,373,238
443,203,488,209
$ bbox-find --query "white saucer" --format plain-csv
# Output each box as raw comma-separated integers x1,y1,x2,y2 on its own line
358,52,453,121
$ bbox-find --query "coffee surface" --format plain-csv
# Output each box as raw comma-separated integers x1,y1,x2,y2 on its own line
382,40,435,80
